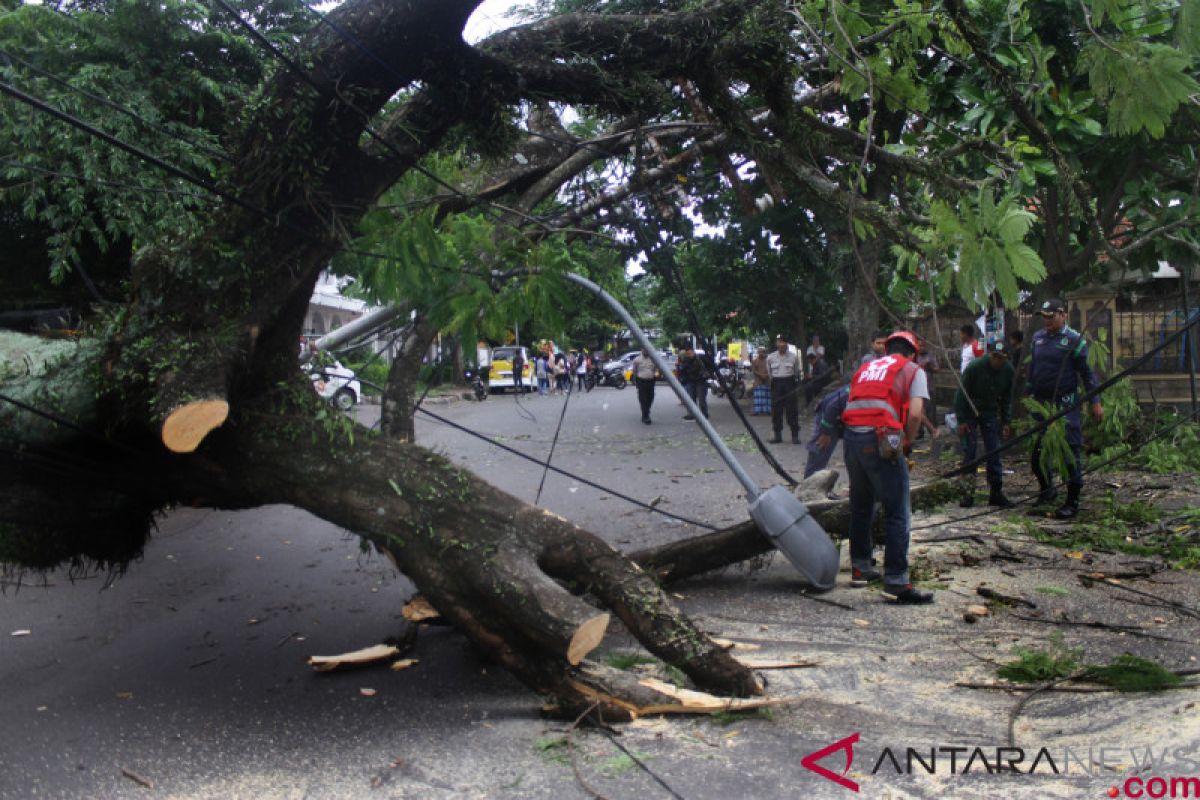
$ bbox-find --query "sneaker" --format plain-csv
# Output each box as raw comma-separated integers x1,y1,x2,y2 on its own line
849,568,881,588
791,433,801,444
769,434,782,444
1037,487,1058,505
683,414,695,420
642,417,651,425
959,495,975,508
882,584,934,604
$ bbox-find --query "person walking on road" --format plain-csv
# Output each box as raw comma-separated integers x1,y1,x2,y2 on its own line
841,331,933,604
954,341,1016,508
678,346,710,420
767,335,802,443
1027,298,1104,520
632,349,658,424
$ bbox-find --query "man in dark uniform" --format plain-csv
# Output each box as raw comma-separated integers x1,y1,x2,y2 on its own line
954,341,1015,508
678,345,710,420
1027,298,1104,519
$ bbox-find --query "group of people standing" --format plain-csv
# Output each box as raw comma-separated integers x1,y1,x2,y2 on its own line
523,348,593,396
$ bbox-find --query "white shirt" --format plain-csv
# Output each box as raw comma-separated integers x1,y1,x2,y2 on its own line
766,349,802,379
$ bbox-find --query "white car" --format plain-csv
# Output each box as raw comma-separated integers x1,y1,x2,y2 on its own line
311,360,361,410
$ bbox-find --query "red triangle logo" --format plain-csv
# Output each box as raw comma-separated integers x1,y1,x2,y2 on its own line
801,732,860,792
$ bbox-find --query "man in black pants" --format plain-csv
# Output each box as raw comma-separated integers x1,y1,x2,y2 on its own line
632,349,658,424
511,348,525,393
767,334,803,443
678,346,710,419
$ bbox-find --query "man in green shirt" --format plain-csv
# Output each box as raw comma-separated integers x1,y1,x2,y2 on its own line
954,341,1016,508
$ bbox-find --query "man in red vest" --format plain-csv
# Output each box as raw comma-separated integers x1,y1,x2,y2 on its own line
840,331,934,604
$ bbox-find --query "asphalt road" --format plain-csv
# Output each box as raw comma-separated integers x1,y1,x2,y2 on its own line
3,385,1198,799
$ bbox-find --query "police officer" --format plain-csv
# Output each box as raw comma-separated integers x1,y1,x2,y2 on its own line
841,331,933,604
767,334,803,443
1027,298,1104,519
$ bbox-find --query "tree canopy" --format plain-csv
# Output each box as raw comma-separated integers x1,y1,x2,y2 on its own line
2,0,1198,715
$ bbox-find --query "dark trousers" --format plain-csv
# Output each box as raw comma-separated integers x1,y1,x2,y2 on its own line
844,429,911,585
684,380,708,417
1031,396,1084,488
635,377,655,420
513,368,524,391
771,377,799,434
804,420,840,478
960,413,1004,489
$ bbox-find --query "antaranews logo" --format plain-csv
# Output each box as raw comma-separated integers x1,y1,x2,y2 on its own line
801,734,1200,794
801,733,860,792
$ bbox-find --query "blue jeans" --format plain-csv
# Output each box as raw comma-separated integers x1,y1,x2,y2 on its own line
803,420,839,479
844,429,911,585
961,413,1003,488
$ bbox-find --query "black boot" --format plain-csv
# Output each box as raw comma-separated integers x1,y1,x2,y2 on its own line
1034,471,1057,505
988,484,1015,508
769,431,782,444
791,430,801,444
1054,484,1081,520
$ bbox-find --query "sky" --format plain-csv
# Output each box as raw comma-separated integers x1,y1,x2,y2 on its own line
463,0,530,43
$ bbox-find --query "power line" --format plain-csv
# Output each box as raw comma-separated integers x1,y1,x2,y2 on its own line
0,47,233,165
0,77,269,220
416,405,718,530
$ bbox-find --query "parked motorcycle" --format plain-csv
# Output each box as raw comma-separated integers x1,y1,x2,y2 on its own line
464,367,488,401
709,360,746,399
593,362,627,389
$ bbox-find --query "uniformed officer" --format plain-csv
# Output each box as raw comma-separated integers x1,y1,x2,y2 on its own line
766,334,803,443
1027,298,1104,519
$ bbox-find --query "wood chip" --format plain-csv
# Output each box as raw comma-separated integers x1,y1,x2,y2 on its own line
966,605,990,617
853,619,871,627
710,637,761,652
359,687,377,697
307,644,399,672
121,767,153,788
735,658,819,670
390,658,419,672
402,595,441,623
10,629,31,637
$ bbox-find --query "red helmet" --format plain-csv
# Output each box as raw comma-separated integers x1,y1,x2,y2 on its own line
886,330,919,353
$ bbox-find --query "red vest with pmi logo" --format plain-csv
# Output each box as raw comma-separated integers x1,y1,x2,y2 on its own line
842,355,917,431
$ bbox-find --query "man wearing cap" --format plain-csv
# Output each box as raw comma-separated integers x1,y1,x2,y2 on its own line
954,341,1016,508
841,331,933,604
1027,298,1103,519
766,335,803,443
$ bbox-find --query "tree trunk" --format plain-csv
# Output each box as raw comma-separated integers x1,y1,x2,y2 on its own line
631,477,961,585
381,314,437,442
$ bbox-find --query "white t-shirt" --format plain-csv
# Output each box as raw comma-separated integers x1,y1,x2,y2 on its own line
961,341,983,372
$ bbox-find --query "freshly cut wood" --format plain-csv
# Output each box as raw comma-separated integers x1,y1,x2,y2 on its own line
161,399,229,453
634,678,791,714
566,613,610,665
307,643,399,672
710,637,761,652
390,658,419,671
402,595,441,622
734,658,819,670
